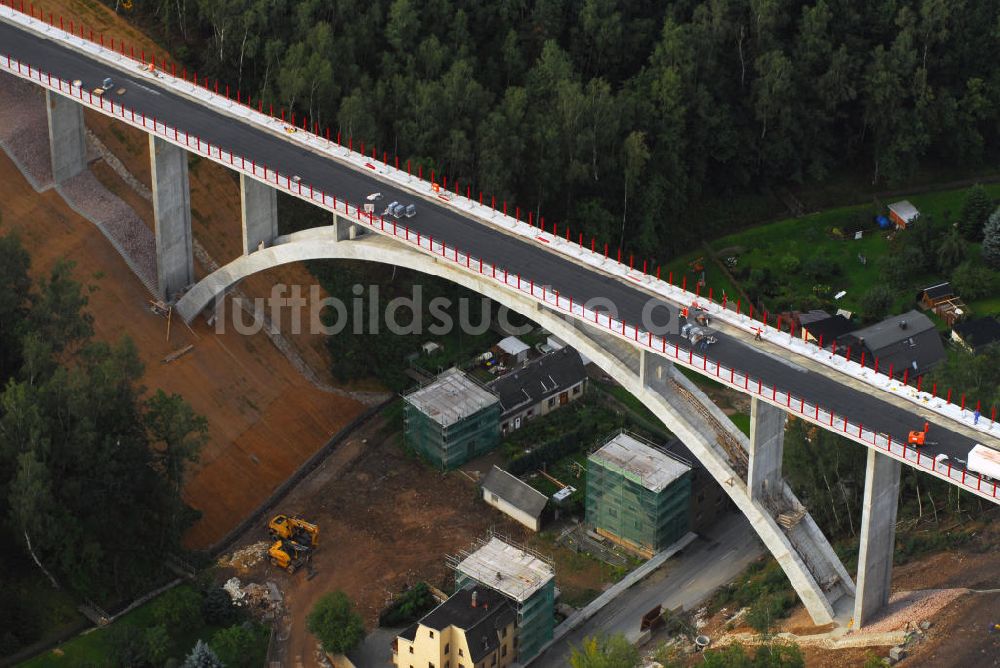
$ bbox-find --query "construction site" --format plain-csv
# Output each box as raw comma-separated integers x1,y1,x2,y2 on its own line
3,2,999,667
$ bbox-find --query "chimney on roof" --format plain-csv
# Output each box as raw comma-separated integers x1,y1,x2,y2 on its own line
899,320,908,329
471,590,478,608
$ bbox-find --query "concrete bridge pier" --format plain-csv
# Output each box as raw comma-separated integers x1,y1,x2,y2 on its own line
332,213,359,241
240,174,278,255
748,398,787,501
45,90,87,183
854,449,902,628
149,136,194,301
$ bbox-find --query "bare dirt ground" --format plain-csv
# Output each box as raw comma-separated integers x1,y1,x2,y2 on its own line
218,415,530,667
0,142,366,546
696,518,1000,667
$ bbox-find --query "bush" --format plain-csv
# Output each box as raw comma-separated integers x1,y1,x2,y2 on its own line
307,591,365,655
152,586,204,635
778,254,800,274
746,594,789,635
860,285,894,323
201,587,241,627
107,623,152,667
211,624,267,668
379,582,437,627
950,261,997,301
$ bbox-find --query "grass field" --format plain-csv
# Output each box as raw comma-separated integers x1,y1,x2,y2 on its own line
666,183,1000,318
19,585,267,668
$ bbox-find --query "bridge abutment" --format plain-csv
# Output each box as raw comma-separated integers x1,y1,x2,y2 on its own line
854,449,901,628
240,174,278,254
748,398,787,502
149,136,194,301
45,90,87,183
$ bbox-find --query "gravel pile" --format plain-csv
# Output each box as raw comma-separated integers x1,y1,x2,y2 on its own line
0,72,54,188
58,169,158,294
0,71,158,294
859,588,966,634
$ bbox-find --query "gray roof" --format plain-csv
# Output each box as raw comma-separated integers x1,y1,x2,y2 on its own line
487,348,586,416
404,368,498,427
496,336,530,356
843,310,945,372
797,310,832,326
590,432,692,493
888,200,920,221
481,466,548,518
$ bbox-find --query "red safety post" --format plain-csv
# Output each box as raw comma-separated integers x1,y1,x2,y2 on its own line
961,394,966,411
903,368,910,385
861,351,866,368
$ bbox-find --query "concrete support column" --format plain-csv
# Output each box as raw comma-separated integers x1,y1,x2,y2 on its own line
240,174,278,255
45,90,87,183
748,398,786,501
854,449,901,628
332,214,357,241
150,136,194,301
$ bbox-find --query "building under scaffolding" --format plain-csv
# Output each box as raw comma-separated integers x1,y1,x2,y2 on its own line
448,535,555,663
586,431,693,558
403,368,501,469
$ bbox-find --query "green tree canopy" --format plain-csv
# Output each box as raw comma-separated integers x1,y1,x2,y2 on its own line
982,207,1000,269
0,234,206,602
570,634,640,668
307,591,365,655
958,184,993,241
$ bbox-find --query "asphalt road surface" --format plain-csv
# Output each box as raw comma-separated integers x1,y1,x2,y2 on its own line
0,20,985,466
532,512,763,665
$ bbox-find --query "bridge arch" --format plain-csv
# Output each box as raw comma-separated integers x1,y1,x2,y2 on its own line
177,226,854,625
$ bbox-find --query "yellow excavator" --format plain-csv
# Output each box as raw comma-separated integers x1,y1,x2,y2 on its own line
267,515,319,573
268,515,319,547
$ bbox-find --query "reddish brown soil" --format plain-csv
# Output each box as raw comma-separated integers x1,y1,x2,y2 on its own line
221,416,527,667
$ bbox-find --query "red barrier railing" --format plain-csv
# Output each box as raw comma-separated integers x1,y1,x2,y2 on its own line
2,40,997,504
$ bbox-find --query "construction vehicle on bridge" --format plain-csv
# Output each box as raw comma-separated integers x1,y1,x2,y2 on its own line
680,304,717,351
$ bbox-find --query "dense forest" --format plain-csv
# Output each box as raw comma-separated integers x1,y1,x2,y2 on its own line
119,0,1000,257
0,230,207,653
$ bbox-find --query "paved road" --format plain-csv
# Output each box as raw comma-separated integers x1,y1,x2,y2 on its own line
532,512,763,666
0,19,985,466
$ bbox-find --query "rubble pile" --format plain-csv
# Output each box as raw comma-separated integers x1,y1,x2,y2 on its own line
223,576,284,621
217,541,269,572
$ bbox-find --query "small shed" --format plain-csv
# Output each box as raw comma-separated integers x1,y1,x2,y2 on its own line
494,335,530,365
917,282,954,310
887,200,920,229
481,466,548,531
916,282,966,326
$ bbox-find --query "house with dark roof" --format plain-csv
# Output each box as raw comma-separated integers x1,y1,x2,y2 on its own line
839,310,945,375
952,317,1000,354
488,348,587,434
796,310,855,345
481,466,548,531
393,584,516,668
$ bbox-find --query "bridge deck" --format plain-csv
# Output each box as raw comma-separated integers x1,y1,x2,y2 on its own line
2,15,998,490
